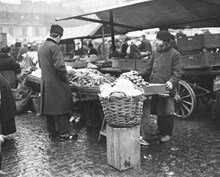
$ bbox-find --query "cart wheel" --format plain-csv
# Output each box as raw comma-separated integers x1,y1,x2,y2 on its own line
174,80,196,119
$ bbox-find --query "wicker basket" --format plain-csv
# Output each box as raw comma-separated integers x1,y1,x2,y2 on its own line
99,92,144,128
31,93,41,114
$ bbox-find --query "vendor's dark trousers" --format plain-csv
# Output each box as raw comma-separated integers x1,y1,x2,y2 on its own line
46,114,70,136
157,115,174,136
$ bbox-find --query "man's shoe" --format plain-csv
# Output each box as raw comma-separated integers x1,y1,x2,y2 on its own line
140,137,150,146
160,135,172,143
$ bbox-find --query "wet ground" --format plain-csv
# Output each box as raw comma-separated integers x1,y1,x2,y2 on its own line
1,102,220,177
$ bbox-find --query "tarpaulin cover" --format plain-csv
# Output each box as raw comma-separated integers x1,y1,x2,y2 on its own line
57,0,220,33
61,23,111,41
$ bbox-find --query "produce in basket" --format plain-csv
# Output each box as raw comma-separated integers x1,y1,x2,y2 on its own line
99,78,143,99
119,70,148,87
100,83,112,92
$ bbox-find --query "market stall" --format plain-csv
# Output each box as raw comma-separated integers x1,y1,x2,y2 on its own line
56,0,220,120
54,0,220,170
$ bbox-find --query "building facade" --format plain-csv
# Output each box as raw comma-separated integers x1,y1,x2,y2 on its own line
0,0,84,44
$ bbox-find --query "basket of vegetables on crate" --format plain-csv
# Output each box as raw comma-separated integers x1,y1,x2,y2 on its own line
99,70,148,127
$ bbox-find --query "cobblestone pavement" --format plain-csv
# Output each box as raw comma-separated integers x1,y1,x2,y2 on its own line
1,104,220,177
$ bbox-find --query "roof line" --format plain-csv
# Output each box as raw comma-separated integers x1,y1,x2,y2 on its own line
56,0,153,21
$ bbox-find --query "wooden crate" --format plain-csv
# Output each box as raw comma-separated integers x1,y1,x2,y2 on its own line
181,52,220,69
142,84,169,96
177,33,220,51
107,125,140,171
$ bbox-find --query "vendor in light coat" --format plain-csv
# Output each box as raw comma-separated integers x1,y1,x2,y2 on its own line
38,24,77,141
139,30,182,143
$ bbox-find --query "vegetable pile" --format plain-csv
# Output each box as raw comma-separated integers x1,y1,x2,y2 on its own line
68,69,116,87
119,70,148,88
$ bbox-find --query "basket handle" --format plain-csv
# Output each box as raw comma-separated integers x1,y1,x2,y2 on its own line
108,91,129,100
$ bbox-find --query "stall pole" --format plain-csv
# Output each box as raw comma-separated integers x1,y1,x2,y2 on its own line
80,39,84,56
102,25,108,60
109,10,116,54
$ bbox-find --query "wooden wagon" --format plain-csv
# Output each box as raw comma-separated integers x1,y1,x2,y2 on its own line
175,33,220,119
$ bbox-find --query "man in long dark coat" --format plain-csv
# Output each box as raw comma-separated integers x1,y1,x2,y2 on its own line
38,24,77,141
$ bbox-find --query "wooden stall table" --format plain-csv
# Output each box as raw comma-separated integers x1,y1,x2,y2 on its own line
71,86,104,127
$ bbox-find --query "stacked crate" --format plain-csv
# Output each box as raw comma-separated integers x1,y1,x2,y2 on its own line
112,59,150,71
177,33,220,69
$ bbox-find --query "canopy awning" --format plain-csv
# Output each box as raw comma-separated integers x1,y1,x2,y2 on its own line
61,23,111,41
56,0,220,33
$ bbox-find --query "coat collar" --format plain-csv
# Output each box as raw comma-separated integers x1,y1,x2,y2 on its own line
46,38,57,44
157,45,172,53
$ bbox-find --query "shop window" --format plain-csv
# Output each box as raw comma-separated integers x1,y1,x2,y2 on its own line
35,28,40,36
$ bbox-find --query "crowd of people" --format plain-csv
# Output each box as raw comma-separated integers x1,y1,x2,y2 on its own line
102,35,153,60
70,34,154,61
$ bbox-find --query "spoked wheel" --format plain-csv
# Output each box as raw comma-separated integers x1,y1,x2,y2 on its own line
174,80,196,119
187,83,210,107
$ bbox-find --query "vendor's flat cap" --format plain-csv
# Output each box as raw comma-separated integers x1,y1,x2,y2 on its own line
1,45,11,53
50,24,63,36
156,30,172,42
